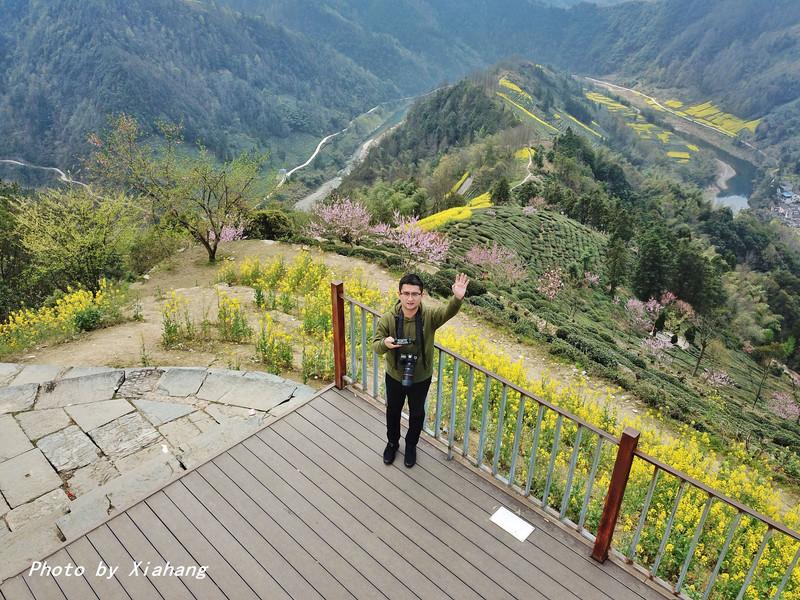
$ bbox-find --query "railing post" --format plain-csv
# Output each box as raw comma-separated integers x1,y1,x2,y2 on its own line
331,281,346,389
592,427,640,563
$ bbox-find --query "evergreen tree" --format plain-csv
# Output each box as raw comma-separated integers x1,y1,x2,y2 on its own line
633,227,673,300
605,235,628,297
491,177,511,205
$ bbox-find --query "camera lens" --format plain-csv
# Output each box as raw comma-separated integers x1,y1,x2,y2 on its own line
401,354,417,388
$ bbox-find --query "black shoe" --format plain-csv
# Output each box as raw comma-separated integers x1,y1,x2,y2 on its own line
404,445,417,468
383,442,399,464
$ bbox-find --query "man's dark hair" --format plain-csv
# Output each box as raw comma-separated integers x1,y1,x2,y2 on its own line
398,273,424,291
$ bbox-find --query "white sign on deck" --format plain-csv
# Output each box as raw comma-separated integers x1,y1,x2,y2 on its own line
490,507,535,542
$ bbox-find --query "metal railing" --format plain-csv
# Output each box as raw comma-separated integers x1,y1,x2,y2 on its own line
331,281,800,600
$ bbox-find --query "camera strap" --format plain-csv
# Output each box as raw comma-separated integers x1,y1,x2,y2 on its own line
395,305,425,370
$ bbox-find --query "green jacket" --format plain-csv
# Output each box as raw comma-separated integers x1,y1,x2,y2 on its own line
371,295,463,383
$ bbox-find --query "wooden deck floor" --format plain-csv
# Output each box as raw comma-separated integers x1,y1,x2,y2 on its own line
1,387,668,600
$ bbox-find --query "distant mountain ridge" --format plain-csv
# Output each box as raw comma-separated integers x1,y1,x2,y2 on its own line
1,0,798,173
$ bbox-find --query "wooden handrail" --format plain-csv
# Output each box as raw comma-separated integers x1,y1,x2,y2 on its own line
331,281,346,389
592,427,640,562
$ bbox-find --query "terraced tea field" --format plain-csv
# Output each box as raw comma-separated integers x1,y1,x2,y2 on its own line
586,90,702,164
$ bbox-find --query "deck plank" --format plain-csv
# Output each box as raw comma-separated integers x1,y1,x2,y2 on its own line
145,491,259,600
85,526,161,600
106,515,193,600
319,388,657,600
1,577,36,600
200,454,372,597
230,439,418,600
253,425,484,600
180,470,325,600
4,386,671,600
125,503,226,600
161,480,291,600
282,405,567,600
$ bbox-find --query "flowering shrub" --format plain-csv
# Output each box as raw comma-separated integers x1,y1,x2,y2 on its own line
465,242,526,284
216,292,252,342
770,392,800,422
372,213,450,267
583,271,600,287
161,292,195,348
307,198,371,244
641,336,673,362
0,279,124,355
255,314,293,373
626,297,664,331
208,224,245,243
702,368,734,388
537,267,565,300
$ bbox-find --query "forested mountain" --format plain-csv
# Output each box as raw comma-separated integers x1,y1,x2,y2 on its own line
1,0,799,172
0,0,396,167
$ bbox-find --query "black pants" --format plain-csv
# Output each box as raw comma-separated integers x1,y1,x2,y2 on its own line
385,374,432,448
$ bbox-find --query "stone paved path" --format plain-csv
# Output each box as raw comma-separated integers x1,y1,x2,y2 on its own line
0,363,316,582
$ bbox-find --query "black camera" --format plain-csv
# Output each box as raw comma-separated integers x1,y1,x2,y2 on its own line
394,338,413,346
400,353,417,388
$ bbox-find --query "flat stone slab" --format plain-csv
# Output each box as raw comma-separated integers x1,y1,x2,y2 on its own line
195,370,246,402
66,399,134,432
89,413,161,460
157,367,208,397
67,458,119,496
0,491,8,517
36,370,124,409
0,449,62,507
16,407,71,441
0,415,33,461
5,488,70,531
132,398,194,427
11,364,63,386
158,416,202,448
0,363,22,386
198,370,301,411
37,425,100,472
117,368,163,398
58,366,118,380
114,442,171,473
0,514,62,582
0,383,38,415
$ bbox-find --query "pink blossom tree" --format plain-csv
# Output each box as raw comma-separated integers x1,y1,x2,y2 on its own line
769,391,800,423
372,213,450,267
537,267,565,300
208,224,245,243
466,242,526,284
307,198,372,245
701,368,733,388
641,336,673,363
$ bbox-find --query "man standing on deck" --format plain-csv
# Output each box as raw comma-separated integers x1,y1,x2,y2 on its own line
372,272,469,467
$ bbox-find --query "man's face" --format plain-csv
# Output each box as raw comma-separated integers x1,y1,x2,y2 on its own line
398,284,423,312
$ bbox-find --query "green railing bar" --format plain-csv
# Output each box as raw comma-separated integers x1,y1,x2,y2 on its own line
476,375,492,467
773,545,800,600
629,466,660,560
349,302,356,381
372,314,379,397
462,367,475,458
578,435,604,531
702,512,743,600
524,404,545,497
560,425,584,520
508,393,527,485
736,527,774,600
651,480,687,577
542,414,563,509
676,495,714,593
447,359,460,460
433,349,445,440
492,384,509,476
360,308,367,388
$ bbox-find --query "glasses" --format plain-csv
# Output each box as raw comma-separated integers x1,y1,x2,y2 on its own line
399,292,422,298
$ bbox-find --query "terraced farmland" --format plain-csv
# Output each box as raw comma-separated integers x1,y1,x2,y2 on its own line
440,205,607,277
586,90,702,164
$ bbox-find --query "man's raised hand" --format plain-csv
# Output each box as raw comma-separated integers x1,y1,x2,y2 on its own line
452,272,469,300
